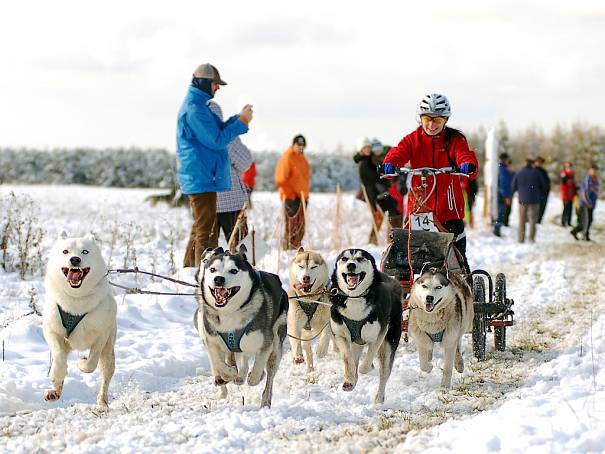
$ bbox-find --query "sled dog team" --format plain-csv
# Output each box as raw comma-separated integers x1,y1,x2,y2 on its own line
43,235,473,408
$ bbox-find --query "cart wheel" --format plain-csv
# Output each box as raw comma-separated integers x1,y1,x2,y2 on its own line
472,276,487,361
494,273,507,352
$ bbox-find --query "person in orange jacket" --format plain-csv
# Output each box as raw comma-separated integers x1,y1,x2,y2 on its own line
274,134,310,249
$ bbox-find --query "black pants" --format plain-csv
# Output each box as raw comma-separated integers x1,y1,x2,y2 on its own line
217,211,238,244
442,219,471,276
571,206,593,239
537,194,549,224
562,201,573,226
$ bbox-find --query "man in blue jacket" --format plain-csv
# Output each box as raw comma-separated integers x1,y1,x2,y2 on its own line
571,164,599,241
176,63,253,267
494,152,514,237
512,158,546,243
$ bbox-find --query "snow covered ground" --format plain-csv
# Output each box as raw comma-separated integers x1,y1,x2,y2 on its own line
1,184,604,453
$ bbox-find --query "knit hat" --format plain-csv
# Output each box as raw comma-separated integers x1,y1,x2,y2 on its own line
292,134,306,146
192,63,227,85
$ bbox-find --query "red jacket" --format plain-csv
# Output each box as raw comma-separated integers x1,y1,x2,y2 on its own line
559,169,576,202
384,127,479,223
242,162,256,190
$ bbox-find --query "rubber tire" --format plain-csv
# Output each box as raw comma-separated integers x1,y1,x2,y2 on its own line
494,273,506,352
472,276,487,361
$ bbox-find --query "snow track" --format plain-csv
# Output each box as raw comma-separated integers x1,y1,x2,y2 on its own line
1,186,604,452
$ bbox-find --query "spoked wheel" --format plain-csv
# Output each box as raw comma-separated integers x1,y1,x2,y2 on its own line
494,273,507,352
472,276,487,361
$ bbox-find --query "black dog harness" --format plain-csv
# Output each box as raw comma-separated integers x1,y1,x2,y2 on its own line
218,320,254,353
57,304,87,337
341,315,369,345
299,301,318,330
426,330,445,343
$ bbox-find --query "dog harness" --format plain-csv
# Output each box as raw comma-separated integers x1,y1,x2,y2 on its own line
299,301,318,330
57,304,87,337
426,330,445,343
218,320,254,353
341,315,369,345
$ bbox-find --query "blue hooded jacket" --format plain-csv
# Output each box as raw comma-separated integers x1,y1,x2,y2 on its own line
498,162,514,198
176,86,248,194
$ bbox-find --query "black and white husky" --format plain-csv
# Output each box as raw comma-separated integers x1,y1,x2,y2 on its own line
194,246,288,408
329,248,402,404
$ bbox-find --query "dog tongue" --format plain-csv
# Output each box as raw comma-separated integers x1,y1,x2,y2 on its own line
293,283,305,290
347,274,359,287
426,302,435,312
215,288,229,302
67,269,83,284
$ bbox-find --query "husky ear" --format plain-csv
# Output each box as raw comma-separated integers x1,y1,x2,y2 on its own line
213,247,224,255
238,244,248,261
297,246,305,253
59,231,69,240
419,262,431,275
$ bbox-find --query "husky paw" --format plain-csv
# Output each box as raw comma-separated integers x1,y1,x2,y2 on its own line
293,355,305,365
44,389,62,401
214,376,230,386
342,382,355,392
247,370,266,386
316,345,328,358
234,377,245,385
359,362,374,374
96,397,109,409
419,362,433,373
218,365,238,381
78,357,96,373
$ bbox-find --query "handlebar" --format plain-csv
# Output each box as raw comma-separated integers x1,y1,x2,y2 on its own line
381,166,469,179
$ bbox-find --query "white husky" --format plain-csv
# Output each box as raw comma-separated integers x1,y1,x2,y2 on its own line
42,234,117,407
287,247,333,372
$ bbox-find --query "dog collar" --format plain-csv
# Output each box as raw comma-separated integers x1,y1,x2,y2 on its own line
218,319,254,353
57,304,87,337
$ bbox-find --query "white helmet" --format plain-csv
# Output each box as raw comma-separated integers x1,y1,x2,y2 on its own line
356,136,372,152
416,93,451,122
370,138,383,154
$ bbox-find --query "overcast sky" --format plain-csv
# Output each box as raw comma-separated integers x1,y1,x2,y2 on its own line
1,0,604,153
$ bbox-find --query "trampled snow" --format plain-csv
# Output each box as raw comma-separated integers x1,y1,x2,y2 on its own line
0,185,604,453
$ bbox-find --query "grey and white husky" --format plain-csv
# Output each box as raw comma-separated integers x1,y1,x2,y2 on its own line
287,247,333,372
408,267,474,388
194,246,288,407
329,248,402,404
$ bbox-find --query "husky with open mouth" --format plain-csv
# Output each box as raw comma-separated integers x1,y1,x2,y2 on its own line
408,267,474,388
42,233,117,407
329,248,402,404
287,247,333,372
194,246,288,407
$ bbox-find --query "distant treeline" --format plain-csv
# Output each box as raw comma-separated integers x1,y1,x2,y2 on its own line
1,123,603,190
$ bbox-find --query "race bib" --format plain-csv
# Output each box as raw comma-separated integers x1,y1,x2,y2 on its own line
410,212,438,232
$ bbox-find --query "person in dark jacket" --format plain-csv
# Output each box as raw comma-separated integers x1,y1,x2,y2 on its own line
176,63,253,267
571,164,599,241
512,158,546,243
534,156,551,224
494,152,514,237
355,138,402,244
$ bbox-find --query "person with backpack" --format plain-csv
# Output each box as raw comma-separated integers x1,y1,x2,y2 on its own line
571,164,599,241
381,93,479,275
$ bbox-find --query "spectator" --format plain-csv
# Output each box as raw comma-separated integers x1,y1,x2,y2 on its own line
354,138,402,244
241,161,257,208
571,164,599,241
208,100,252,250
275,134,310,249
560,162,576,226
512,158,546,243
381,93,479,276
493,152,514,237
534,156,551,224
176,63,252,267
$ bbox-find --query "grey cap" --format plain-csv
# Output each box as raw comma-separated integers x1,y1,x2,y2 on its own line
192,63,227,85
